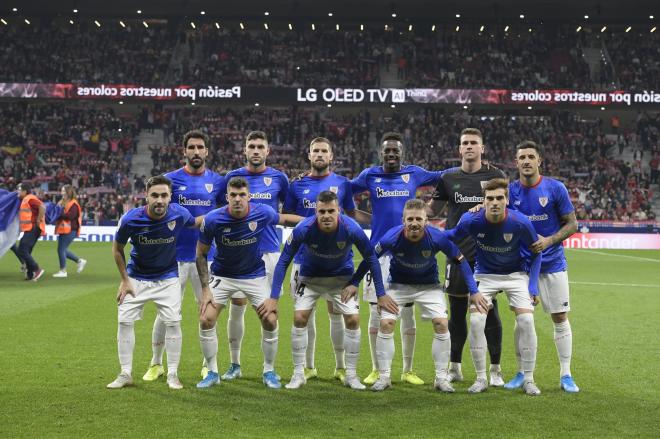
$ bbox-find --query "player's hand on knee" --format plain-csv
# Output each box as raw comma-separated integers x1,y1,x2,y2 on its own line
469,292,489,314
377,294,399,315
116,279,135,305
199,287,216,315
257,298,278,319
340,285,358,303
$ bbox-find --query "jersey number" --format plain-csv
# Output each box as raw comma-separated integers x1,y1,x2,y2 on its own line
210,277,221,289
295,283,306,297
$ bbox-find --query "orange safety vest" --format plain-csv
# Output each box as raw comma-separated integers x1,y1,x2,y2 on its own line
19,194,46,236
55,199,82,236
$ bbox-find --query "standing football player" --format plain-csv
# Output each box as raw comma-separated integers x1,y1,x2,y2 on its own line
351,132,444,385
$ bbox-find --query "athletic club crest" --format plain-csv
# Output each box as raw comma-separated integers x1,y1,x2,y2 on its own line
205,183,213,193
263,177,272,187
503,233,513,243
248,221,258,232
337,241,346,250
539,197,548,207
422,250,432,258
329,186,338,193
167,220,176,231
401,174,410,183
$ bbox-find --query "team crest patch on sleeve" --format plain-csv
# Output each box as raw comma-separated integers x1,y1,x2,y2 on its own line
401,174,410,183
248,221,258,232
167,220,177,231
286,233,293,245
503,233,513,242
422,250,432,258
263,177,272,186
336,241,346,249
205,184,213,193
538,197,548,207
375,243,382,253
329,186,338,193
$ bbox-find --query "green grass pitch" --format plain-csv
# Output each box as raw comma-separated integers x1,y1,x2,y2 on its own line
1,243,659,438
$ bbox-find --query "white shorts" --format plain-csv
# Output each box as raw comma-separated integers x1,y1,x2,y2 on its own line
209,275,269,308
232,252,279,299
178,261,203,304
538,271,570,314
471,272,535,311
363,255,390,303
118,277,181,323
294,275,359,315
380,283,448,321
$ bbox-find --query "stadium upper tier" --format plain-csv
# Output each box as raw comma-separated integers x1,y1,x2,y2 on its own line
0,22,657,90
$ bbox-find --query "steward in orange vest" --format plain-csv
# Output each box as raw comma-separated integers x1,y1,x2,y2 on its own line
55,199,82,236
19,194,46,236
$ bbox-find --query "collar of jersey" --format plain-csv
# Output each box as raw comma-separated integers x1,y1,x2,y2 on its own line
521,175,543,189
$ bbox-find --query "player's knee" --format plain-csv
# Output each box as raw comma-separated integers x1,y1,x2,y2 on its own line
551,312,567,323
343,314,360,330
293,313,309,328
231,297,248,306
432,318,448,333
515,312,535,331
469,312,487,330
379,319,395,334
200,314,216,329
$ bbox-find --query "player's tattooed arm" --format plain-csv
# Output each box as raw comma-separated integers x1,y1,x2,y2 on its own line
346,208,372,225
196,242,211,288
278,213,304,226
426,199,447,218
112,241,133,304
530,211,577,253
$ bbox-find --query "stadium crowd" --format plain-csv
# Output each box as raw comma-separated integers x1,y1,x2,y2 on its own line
0,21,657,91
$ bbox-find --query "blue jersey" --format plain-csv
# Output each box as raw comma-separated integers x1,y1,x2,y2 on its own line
115,204,195,281
221,167,288,253
366,225,477,291
271,215,385,299
164,168,224,262
200,203,280,279
448,209,541,295
509,177,574,273
351,165,443,243
283,172,356,263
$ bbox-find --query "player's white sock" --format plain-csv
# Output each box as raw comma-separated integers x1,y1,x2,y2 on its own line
516,313,537,381
164,321,182,375
306,308,317,369
375,331,394,378
118,322,135,375
291,326,307,374
199,326,218,373
469,313,488,380
227,303,246,365
432,331,451,381
329,312,345,369
513,320,522,373
261,325,279,373
553,320,572,377
400,305,416,373
344,328,361,377
150,315,166,366
368,304,380,370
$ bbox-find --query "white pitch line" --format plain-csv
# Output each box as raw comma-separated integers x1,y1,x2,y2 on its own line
569,249,660,263
569,281,660,288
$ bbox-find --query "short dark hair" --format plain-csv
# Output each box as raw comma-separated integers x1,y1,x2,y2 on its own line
227,176,249,190
146,175,173,191
404,199,426,211
246,130,268,143
482,178,509,196
380,132,404,145
18,182,32,193
316,190,338,204
516,140,543,157
183,129,209,149
310,136,333,151
460,128,483,140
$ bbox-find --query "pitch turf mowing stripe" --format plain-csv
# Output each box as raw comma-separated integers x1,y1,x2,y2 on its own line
569,249,660,262
570,281,660,288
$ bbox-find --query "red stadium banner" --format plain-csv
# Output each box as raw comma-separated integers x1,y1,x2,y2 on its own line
1,82,659,107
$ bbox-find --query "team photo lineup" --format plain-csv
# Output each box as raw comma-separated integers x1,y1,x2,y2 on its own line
100,126,576,394
1,1,659,437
